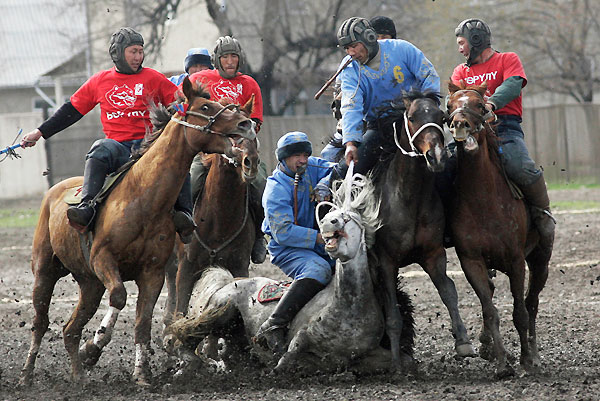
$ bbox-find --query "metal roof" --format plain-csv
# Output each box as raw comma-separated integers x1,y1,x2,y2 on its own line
0,0,87,89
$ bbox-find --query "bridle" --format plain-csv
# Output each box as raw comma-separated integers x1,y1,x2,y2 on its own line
393,111,445,158
170,102,256,153
447,89,496,134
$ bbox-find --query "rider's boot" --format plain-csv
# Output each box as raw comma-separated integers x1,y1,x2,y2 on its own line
249,182,267,264
255,278,325,355
520,174,556,251
67,157,108,229
174,174,196,244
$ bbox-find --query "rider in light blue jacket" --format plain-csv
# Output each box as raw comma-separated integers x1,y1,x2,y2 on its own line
256,131,335,354
335,17,440,177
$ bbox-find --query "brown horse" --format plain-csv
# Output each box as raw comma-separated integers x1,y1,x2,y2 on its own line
163,136,259,329
19,77,254,386
373,90,476,370
446,81,551,377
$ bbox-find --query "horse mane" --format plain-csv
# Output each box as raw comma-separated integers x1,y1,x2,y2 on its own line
331,174,382,248
132,85,212,158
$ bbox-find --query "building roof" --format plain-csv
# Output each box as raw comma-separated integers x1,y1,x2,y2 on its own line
0,0,87,89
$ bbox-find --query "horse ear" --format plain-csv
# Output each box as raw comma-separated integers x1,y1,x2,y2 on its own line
475,82,488,97
242,94,255,117
448,80,460,95
182,76,194,102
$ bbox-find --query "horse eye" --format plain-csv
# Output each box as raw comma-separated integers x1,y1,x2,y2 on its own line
408,115,415,123
201,104,210,111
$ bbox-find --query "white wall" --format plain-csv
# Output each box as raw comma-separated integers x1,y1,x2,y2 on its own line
0,113,48,200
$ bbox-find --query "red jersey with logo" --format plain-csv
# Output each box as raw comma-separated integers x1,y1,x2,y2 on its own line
188,69,263,123
451,52,527,117
70,67,177,142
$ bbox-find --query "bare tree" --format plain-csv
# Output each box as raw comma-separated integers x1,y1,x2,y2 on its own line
495,0,600,103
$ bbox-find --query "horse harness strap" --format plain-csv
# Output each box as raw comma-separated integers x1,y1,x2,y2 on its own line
392,112,445,158
193,185,250,264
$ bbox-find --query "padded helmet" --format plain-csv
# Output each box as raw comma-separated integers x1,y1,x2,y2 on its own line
337,17,379,62
184,48,213,72
109,27,144,74
212,36,246,78
455,18,491,66
276,132,313,162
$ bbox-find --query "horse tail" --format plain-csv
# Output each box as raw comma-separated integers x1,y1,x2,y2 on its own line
167,267,236,346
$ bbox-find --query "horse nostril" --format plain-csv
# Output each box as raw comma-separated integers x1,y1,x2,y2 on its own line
243,157,251,169
238,120,252,131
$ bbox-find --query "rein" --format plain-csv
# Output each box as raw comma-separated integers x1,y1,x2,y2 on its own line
193,185,250,265
392,111,445,157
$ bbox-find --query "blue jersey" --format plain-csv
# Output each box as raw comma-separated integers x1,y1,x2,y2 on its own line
337,39,440,144
262,157,333,260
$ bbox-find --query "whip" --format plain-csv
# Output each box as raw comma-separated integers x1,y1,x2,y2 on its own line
0,129,23,162
314,57,354,100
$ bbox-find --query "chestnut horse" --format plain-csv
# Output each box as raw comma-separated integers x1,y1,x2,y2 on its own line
446,81,551,377
20,77,254,386
373,90,476,369
163,136,259,329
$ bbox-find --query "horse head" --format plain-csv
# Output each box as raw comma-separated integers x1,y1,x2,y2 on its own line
317,170,381,263
447,81,496,153
399,91,447,172
320,208,364,262
176,76,255,158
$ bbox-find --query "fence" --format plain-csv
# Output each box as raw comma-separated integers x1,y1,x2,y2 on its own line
1,105,598,200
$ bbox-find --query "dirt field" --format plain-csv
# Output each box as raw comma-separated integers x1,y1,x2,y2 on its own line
0,188,599,400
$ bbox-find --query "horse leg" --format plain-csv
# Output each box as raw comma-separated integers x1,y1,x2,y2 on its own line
20,252,65,386
174,255,197,318
63,278,105,382
507,260,531,370
478,271,496,361
378,253,404,371
162,248,179,330
460,258,514,378
421,248,476,357
524,248,550,371
132,267,165,386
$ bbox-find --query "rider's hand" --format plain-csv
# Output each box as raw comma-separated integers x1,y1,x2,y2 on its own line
316,233,325,245
314,182,331,202
20,129,43,148
344,141,358,166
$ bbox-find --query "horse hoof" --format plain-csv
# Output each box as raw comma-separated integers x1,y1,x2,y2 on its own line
455,343,477,358
79,341,102,368
495,364,515,379
134,375,153,387
479,344,495,361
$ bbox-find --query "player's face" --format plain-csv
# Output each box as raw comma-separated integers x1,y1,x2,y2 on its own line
124,45,144,71
344,42,369,64
457,36,470,59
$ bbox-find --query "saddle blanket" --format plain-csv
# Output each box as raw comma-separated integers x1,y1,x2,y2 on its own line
257,281,291,303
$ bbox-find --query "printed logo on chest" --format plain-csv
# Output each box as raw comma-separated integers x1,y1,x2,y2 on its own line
105,84,137,109
463,71,498,85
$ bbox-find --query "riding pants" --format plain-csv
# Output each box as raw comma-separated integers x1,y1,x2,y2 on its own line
496,115,541,187
86,138,192,213
333,127,395,178
270,247,334,286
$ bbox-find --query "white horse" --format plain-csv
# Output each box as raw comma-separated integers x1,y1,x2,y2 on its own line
166,170,415,374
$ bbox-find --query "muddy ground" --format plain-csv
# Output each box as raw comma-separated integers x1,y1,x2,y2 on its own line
0,188,599,400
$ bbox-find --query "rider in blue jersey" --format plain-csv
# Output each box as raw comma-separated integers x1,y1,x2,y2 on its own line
334,17,440,177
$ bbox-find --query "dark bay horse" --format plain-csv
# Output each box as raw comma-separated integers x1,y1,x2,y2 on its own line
446,81,551,377
20,77,254,386
373,90,476,369
162,98,259,333
165,142,259,328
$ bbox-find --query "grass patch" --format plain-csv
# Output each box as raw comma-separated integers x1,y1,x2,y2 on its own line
0,209,39,228
551,200,600,211
547,182,599,190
